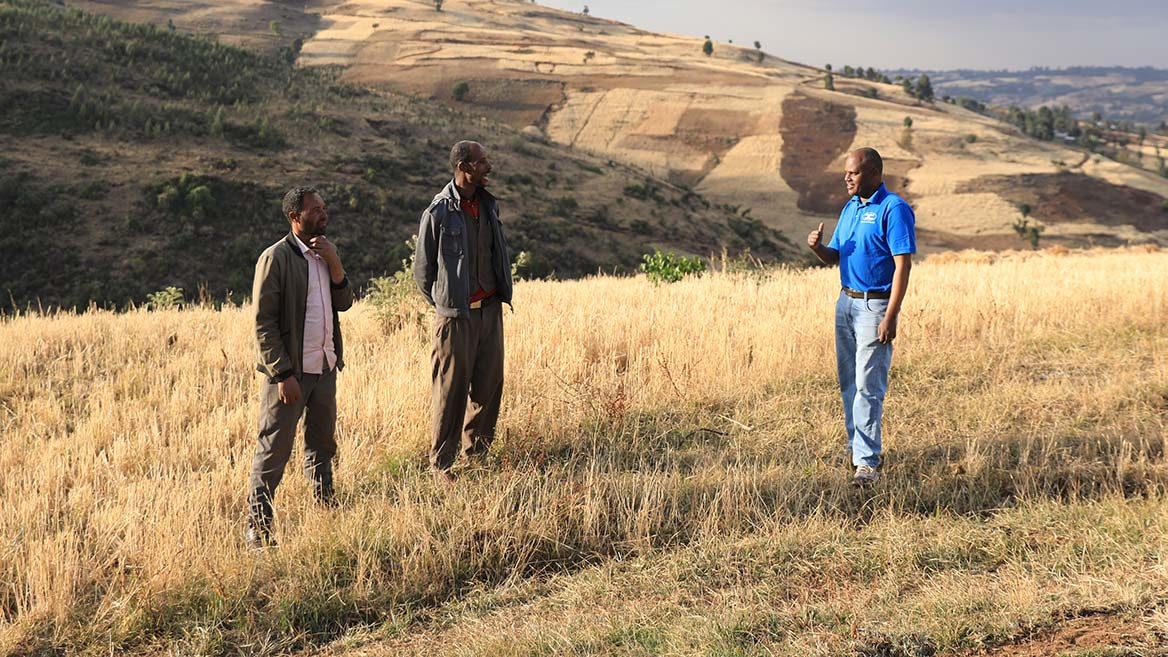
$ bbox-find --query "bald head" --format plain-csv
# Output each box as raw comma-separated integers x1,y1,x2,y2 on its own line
844,147,884,199
851,147,883,175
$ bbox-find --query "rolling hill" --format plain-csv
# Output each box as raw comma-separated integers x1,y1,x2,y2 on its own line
10,0,1168,312
0,0,789,310
240,0,1168,253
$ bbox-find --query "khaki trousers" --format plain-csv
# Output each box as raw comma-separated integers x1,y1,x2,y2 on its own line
430,302,504,471
248,369,337,521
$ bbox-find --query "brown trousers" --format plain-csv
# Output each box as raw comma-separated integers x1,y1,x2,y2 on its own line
248,369,337,519
430,301,505,471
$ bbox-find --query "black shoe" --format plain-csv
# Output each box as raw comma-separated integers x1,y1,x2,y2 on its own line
247,487,275,549
307,464,337,508
312,481,338,508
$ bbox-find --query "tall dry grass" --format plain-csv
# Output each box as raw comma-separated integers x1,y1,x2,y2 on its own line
1,247,1166,656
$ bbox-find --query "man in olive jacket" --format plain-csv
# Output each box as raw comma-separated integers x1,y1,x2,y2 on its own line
414,140,513,483
248,187,353,547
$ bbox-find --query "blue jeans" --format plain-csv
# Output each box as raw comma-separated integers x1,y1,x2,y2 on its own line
835,292,893,468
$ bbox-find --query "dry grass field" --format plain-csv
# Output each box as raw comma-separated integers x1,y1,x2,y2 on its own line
2,247,1167,655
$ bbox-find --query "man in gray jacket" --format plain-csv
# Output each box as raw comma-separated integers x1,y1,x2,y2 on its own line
414,140,513,483
248,187,353,547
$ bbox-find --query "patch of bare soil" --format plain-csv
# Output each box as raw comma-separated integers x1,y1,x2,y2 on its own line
965,613,1155,656
960,172,1168,232
449,77,565,127
779,93,855,214
917,227,1032,252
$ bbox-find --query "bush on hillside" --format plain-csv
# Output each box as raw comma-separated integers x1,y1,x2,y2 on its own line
365,237,427,333
640,249,706,285
146,286,184,310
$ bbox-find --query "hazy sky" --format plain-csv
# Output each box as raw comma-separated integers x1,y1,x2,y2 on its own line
536,0,1168,70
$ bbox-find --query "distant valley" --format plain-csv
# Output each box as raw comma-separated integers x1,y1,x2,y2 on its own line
888,66,1168,126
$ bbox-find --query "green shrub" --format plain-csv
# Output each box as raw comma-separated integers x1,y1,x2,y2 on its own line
639,249,706,285
365,237,427,333
511,250,530,280
452,81,469,101
1012,217,1044,249
146,286,184,310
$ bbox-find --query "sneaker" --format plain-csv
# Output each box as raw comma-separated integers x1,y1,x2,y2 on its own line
853,464,880,486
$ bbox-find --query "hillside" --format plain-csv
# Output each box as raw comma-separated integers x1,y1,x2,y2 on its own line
250,0,1168,254
2,248,1167,655
889,66,1168,126
49,0,1168,282
0,0,789,310
57,0,1168,267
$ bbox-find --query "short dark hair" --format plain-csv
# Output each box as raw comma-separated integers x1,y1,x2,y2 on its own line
450,140,480,170
855,147,883,175
281,187,317,222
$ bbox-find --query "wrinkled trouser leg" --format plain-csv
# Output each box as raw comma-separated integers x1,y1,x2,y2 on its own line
303,369,338,503
430,316,472,471
249,371,335,525
835,293,892,468
462,302,504,457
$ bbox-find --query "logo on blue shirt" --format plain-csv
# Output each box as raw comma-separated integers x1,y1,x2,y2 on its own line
860,210,877,224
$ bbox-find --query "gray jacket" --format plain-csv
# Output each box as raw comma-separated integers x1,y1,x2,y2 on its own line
413,181,513,318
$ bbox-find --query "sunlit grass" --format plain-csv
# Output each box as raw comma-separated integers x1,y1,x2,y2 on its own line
1,247,1165,655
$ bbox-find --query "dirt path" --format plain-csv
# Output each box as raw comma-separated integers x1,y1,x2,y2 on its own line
961,613,1155,656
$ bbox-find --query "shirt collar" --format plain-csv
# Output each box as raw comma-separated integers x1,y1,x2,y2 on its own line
856,183,888,206
451,180,483,205
292,233,318,259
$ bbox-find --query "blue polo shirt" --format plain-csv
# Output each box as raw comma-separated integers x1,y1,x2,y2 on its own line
828,183,916,292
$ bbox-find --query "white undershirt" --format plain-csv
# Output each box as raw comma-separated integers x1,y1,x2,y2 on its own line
293,235,336,374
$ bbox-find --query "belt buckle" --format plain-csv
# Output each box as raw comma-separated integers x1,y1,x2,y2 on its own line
469,299,482,309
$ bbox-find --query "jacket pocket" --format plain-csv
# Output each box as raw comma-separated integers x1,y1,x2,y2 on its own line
440,224,463,256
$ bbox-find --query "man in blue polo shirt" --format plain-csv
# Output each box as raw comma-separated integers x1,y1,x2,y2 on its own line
808,147,915,485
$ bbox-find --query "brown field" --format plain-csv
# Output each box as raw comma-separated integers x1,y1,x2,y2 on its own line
2,247,1167,655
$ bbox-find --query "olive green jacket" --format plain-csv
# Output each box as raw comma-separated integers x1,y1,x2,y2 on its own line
252,233,354,383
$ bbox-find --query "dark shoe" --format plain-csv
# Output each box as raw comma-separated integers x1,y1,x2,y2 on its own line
245,522,276,550
306,464,337,508
247,486,275,549
312,478,337,508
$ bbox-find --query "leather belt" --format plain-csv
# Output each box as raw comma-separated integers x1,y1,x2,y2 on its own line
842,287,891,299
